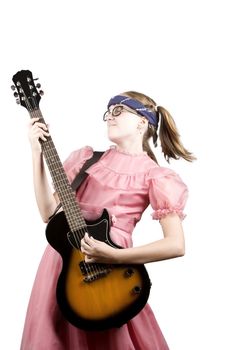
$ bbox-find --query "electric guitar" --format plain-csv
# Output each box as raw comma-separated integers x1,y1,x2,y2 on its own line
12,70,151,331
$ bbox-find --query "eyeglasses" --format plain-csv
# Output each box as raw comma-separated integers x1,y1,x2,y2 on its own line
103,105,140,121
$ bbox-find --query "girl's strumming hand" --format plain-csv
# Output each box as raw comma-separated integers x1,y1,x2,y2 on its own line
80,232,117,264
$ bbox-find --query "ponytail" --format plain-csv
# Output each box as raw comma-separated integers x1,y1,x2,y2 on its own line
142,125,158,163
157,106,196,162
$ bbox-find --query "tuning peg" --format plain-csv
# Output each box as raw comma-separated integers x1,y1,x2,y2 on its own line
11,85,16,90
16,98,20,104
39,90,44,96
36,83,41,88
13,92,18,98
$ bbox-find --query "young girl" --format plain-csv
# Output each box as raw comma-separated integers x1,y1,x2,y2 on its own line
20,91,195,350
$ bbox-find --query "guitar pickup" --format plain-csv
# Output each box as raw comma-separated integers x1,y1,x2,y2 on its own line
79,261,88,275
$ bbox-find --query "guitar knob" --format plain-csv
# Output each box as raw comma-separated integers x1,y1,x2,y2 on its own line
13,92,18,98
36,83,41,88
39,90,44,96
11,85,16,90
124,268,134,277
16,98,20,104
132,286,142,295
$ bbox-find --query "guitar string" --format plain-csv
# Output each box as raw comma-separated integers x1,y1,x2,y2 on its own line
26,98,103,277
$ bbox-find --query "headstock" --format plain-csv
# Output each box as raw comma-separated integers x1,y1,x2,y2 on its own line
12,70,44,111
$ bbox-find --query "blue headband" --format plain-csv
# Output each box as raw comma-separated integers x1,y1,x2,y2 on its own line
107,95,159,126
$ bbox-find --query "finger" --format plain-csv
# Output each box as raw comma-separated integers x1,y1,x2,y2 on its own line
85,255,95,263
80,240,87,249
33,129,50,140
33,128,50,136
80,240,91,252
84,232,90,239
83,232,90,243
32,123,48,131
81,235,88,245
29,117,48,130
29,118,40,126
81,247,92,257
40,135,47,142
84,233,96,247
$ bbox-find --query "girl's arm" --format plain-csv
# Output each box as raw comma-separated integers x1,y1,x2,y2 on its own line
80,213,185,264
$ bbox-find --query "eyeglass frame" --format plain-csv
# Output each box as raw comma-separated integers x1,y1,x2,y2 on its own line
103,104,141,121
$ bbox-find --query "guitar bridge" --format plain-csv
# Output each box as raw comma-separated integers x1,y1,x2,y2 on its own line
83,268,112,283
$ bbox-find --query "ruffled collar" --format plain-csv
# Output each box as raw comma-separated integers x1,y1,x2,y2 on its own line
109,145,147,157
86,144,157,176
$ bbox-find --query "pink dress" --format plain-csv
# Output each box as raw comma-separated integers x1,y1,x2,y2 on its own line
21,146,188,350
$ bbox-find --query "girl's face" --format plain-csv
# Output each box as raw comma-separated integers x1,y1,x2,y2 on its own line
104,105,146,144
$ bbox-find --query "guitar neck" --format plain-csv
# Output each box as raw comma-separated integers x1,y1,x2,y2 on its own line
29,108,86,232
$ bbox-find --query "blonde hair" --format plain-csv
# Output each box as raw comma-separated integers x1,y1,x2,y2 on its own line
121,91,196,164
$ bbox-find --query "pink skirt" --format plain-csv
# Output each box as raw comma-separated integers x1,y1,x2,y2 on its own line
21,245,169,350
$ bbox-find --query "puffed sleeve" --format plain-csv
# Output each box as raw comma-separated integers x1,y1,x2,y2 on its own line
63,146,93,183
148,167,188,220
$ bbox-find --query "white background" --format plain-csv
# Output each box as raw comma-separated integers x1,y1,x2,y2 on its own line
0,1,232,349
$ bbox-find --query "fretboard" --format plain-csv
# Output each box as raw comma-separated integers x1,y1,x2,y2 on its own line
29,108,87,232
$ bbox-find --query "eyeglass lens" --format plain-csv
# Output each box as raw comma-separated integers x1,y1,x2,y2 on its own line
103,105,124,120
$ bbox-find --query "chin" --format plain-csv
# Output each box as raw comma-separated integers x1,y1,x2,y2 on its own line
107,131,120,143
108,136,118,144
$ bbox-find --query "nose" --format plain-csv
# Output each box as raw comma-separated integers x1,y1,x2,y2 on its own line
106,114,115,121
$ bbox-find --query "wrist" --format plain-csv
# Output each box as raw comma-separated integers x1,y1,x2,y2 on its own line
31,145,42,157
114,247,133,264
